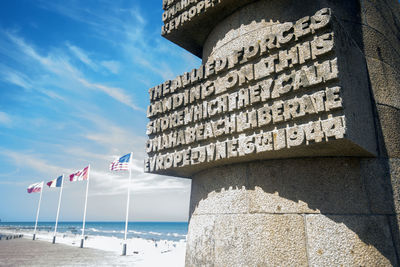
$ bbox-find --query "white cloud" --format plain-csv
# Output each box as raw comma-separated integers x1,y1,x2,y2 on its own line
5,32,143,112
7,33,82,79
82,114,146,154
0,149,71,175
78,78,144,112
101,60,120,74
68,44,97,70
0,112,12,127
0,64,65,101
37,2,179,81
2,70,32,89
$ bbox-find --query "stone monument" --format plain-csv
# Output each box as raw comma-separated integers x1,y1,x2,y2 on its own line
146,0,400,265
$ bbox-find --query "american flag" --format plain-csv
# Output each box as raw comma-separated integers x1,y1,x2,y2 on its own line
70,165,90,182
27,182,43,193
110,153,132,171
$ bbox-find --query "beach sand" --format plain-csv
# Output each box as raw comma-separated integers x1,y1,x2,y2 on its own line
0,238,147,266
0,228,186,267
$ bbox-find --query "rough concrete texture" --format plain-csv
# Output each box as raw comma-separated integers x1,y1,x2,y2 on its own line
306,215,397,266
376,105,400,158
390,159,400,214
189,164,249,216
186,214,308,267
366,57,400,110
247,159,370,214
161,0,259,57
190,158,372,216
360,158,395,214
186,159,399,266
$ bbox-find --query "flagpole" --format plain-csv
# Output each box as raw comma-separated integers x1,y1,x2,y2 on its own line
80,164,90,248
33,182,43,241
122,153,133,256
53,175,64,244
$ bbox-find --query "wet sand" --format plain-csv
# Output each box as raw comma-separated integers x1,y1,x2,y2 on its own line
0,238,139,266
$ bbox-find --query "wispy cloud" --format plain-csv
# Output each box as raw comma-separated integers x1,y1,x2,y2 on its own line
0,147,189,197
0,112,12,127
36,1,183,81
0,149,71,175
0,63,65,101
0,1,194,221
1,70,32,89
7,33,81,79
4,32,142,111
78,78,143,112
101,60,120,74
68,44,97,70
78,112,147,154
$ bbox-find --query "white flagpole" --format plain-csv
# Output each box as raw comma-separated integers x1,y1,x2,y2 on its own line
53,175,64,244
80,165,90,248
122,153,133,256
33,182,44,241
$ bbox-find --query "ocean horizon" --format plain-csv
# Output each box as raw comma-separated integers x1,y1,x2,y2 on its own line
0,221,188,242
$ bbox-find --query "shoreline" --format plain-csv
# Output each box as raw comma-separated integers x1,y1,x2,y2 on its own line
0,227,186,266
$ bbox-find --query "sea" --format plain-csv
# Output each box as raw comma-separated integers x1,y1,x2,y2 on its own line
0,221,188,242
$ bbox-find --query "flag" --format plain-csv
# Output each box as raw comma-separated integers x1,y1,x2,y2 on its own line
70,165,90,182
47,175,63,188
110,153,132,171
27,182,43,193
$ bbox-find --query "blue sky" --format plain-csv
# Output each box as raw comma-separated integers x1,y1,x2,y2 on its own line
0,0,199,222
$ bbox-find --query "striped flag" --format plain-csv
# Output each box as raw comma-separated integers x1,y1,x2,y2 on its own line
47,176,63,188
110,153,132,171
70,166,90,182
27,182,43,193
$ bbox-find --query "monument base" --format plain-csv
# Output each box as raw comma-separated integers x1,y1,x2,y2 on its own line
186,158,398,266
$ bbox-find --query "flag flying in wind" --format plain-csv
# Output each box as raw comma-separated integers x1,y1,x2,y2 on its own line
70,166,90,182
110,153,132,171
47,176,63,188
27,182,43,193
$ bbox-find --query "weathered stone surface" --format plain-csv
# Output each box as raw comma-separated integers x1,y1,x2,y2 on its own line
377,105,400,158
162,0,259,57
214,214,308,267
360,158,395,214
306,214,398,266
389,158,400,214
185,214,216,267
360,0,400,56
189,158,375,215
389,215,400,260
362,25,400,73
248,158,371,214
366,57,400,109
186,214,308,267
189,163,249,216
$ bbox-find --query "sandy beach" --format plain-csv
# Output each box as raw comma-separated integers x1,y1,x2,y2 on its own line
0,228,186,266
0,238,139,266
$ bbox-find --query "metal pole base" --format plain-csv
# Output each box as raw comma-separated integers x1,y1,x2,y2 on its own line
52,236,56,244
80,239,84,248
32,234,36,241
122,243,127,256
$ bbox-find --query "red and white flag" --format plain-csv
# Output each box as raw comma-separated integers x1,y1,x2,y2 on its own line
69,165,90,182
27,182,43,193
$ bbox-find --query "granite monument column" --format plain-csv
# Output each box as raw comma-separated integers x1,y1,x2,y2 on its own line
146,0,400,265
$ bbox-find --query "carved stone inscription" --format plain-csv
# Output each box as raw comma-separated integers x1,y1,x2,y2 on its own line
161,0,222,35
146,8,346,173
